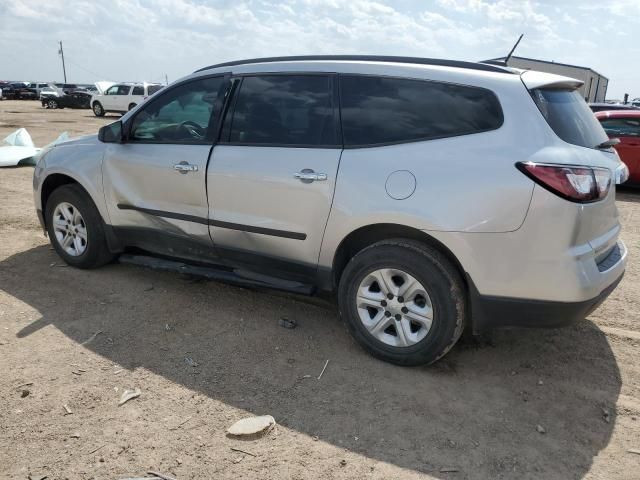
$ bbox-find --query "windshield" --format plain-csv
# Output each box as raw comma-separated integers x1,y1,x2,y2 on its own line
531,89,608,149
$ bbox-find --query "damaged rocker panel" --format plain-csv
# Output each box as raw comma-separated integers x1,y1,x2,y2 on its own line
116,204,308,240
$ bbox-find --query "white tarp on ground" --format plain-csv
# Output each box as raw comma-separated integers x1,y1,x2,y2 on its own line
0,128,69,167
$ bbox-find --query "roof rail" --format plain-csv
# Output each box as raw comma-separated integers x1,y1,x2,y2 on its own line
194,55,513,74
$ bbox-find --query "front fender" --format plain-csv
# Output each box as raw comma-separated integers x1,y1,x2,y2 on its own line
36,139,109,224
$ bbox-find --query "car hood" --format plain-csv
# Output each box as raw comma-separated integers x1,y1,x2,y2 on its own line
95,81,115,94
54,133,99,148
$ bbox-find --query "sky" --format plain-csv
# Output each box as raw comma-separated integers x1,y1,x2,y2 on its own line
1,0,638,99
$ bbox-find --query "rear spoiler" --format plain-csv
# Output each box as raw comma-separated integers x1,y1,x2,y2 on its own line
520,70,583,91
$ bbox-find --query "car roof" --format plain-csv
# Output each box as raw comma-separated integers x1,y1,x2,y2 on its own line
595,110,640,119
195,55,514,75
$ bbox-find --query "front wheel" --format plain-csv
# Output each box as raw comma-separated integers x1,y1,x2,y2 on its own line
45,184,115,269
92,102,105,117
338,240,466,366
47,99,58,109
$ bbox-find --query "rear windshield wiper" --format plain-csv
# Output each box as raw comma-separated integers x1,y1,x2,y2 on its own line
596,138,620,149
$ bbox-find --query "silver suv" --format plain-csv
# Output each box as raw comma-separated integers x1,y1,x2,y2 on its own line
33,56,628,365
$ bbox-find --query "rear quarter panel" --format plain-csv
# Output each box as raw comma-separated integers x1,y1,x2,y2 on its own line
319,74,543,268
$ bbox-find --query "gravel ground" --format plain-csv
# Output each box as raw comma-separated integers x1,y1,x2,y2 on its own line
1,100,639,479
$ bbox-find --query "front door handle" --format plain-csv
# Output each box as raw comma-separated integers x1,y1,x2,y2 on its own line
173,162,198,174
294,169,327,182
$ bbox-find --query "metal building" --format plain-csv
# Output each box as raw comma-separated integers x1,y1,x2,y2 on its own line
485,55,608,102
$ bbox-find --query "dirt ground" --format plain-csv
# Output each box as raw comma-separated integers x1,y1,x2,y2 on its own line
0,99,639,480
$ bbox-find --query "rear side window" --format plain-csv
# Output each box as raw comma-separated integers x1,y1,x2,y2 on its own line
117,85,131,95
339,75,503,147
599,117,640,137
132,86,144,96
226,75,337,147
531,89,608,149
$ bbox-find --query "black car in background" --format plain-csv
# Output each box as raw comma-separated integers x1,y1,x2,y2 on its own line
41,90,92,109
1,82,37,99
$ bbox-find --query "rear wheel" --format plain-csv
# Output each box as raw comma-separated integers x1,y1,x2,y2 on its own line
45,184,115,269
338,239,466,366
92,101,105,117
47,99,58,109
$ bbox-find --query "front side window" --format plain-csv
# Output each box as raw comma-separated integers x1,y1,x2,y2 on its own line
132,86,144,96
340,75,503,147
106,86,120,95
129,76,224,144
599,117,640,137
226,75,337,146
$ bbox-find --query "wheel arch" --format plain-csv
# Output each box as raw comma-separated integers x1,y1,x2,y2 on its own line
41,174,89,227
330,223,468,294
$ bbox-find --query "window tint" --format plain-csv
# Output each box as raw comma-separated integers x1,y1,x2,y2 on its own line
132,86,144,96
531,89,608,149
117,85,131,95
227,75,336,146
340,75,503,146
129,76,224,144
599,117,640,137
147,85,163,95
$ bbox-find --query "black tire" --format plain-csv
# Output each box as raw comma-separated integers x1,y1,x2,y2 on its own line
45,184,115,269
128,103,136,111
338,239,466,366
47,99,58,109
92,101,105,117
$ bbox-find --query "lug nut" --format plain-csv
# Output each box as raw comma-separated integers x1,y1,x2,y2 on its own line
401,307,409,314
395,314,402,321
387,293,393,300
398,296,404,303
381,300,387,307
385,311,391,317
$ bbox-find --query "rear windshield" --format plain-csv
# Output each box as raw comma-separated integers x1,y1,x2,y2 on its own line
531,89,608,149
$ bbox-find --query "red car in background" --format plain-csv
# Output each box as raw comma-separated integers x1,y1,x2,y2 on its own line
595,110,640,184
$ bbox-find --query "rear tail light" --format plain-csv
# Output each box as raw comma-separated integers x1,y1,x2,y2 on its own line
516,162,611,203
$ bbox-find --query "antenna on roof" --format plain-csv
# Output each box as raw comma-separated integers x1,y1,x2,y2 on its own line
504,34,524,65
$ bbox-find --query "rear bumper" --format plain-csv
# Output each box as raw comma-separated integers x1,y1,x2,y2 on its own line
469,271,624,332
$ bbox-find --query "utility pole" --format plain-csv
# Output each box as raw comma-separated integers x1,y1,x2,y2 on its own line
58,41,67,83
165,74,168,85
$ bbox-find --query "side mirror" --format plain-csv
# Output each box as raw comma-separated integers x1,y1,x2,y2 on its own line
98,121,123,143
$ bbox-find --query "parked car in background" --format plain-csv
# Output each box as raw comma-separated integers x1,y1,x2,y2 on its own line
1,82,37,99
589,102,639,113
33,56,627,365
27,82,51,97
631,98,640,107
90,82,163,116
79,85,99,94
39,86,60,100
596,110,640,184
54,83,79,94
41,89,92,109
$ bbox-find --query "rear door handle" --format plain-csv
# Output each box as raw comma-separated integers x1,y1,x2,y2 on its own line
294,169,327,182
173,162,198,174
